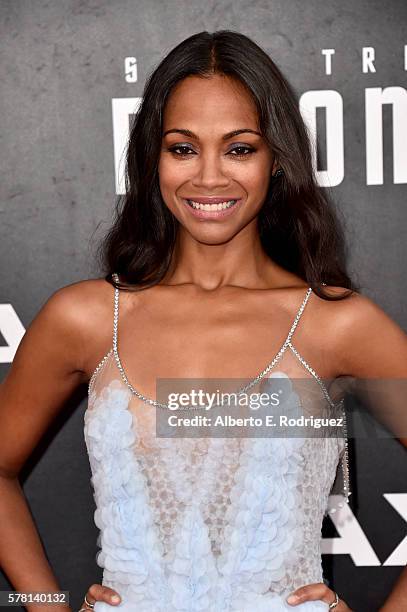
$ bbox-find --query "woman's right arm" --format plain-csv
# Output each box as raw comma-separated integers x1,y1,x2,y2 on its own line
0,283,93,611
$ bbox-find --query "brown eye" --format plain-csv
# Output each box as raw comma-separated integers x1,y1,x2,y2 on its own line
167,145,195,156
229,146,256,157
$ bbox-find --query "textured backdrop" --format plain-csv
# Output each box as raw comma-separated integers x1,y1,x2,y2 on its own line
0,1,406,611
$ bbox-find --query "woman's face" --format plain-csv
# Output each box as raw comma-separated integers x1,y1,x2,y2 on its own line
158,74,275,244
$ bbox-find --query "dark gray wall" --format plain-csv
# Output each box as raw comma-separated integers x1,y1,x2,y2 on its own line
1,1,406,611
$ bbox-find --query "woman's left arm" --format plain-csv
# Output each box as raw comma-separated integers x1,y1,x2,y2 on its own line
337,292,407,611
287,290,407,611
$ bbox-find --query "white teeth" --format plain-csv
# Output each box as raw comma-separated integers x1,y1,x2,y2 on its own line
187,199,237,211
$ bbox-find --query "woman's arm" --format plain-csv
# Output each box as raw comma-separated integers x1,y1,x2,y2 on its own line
0,283,92,612
287,289,407,611
336,292,407,610
379,568,407,612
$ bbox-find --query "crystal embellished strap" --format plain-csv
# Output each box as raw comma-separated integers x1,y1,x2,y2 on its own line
111,272,170,408
284,286,313,345
339,399,352,507
341,402,352,505
88,348,113,395
112,272,120,352
324,399,352,515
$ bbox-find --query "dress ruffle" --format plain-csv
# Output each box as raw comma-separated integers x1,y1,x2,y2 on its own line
85,382,169,609
84,374,337,612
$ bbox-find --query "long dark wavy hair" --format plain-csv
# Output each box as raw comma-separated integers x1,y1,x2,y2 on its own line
97,30,358,300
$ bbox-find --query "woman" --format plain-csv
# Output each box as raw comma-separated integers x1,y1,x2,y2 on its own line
0,30,406,612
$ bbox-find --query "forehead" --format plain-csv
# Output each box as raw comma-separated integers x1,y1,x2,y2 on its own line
163,74,259,130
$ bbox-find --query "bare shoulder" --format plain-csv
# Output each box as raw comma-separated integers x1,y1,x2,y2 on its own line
311,285,407,377
32,276,115,379
0,277,116,478
45,276,113,325
309,284,384,324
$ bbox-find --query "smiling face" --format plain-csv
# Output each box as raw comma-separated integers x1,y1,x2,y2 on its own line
158,73,276,245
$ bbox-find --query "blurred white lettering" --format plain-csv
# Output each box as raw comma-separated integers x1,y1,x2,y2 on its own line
322,49,335,75
0,305,25,363
112,97,142,194
365,86,407,184
299,90,344,187
363,47,376,73
124,57,138,83
323,494,407,566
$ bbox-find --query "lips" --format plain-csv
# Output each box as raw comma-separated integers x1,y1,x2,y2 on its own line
183,197,241,204
182,196,244,219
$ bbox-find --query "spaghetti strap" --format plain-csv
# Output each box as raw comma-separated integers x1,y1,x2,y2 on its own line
112,272,120,353
284,286,313,346
111,272,142,398
87,273,121,395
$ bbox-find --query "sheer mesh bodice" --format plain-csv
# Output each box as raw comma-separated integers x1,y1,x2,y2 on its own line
84,276,350,612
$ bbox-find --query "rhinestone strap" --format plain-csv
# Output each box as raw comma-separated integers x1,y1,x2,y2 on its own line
111,274,168,409
88,348,113,395
287,339,351,509
285,287,313,344
339,399,352,507
287,341,336,408
286,339,352,509
325,398,352,514
341,402,352,504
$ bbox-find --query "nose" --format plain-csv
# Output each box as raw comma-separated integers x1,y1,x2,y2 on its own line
190,151,231,190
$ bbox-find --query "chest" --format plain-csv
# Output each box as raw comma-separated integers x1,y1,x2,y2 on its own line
113,287,337,398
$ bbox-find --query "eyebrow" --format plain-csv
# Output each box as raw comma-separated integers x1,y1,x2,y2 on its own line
162,128,262,140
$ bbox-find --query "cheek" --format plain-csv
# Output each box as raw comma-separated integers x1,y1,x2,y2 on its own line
240,162,271,196
158,159,187,195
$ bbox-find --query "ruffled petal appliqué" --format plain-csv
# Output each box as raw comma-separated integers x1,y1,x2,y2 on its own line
163,438,228,610
210,373,308,610
166,506,219,611
84,368,343,612
84,380,169,610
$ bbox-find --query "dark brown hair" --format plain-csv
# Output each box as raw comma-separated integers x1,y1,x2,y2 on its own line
97,30,358,300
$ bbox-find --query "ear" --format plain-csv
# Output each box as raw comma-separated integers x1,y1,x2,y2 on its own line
271,158,279,175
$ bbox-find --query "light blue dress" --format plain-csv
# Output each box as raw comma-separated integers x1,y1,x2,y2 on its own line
84,277,350,612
